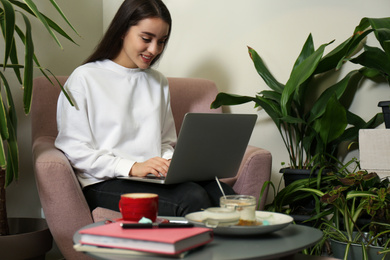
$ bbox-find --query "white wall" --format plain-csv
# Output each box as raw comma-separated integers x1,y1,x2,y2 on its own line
5,0,390,217
105,0,390,201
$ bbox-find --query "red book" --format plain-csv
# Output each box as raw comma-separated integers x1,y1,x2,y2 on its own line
78,222,213,255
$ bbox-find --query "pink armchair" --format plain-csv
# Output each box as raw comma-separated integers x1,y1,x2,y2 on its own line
31,76,272,259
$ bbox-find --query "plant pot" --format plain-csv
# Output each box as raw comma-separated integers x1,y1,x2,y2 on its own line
331,238,390,260
378,101,390,129
280,167,329,211
0,218,53,260
280,167,329,187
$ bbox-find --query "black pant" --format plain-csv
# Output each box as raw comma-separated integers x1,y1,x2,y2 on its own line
83,179,236,217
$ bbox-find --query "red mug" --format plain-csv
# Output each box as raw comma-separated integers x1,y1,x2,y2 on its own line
118,193,159,222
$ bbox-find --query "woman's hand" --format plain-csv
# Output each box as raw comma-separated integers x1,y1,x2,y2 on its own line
129,157,171,177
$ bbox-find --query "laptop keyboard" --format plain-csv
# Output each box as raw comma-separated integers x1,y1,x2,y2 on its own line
145,174,165,180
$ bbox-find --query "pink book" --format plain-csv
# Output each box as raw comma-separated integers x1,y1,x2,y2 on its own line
78,222,213,255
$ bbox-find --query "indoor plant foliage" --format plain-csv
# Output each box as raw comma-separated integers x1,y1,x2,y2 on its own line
211,17,388,170
301,159,390,259
349,18,390,128
0,0,77,236
350,18,390,86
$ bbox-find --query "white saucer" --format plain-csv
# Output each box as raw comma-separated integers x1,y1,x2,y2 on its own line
185,211,293,236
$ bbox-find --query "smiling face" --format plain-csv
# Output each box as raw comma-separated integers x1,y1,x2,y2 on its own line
113,17,170,69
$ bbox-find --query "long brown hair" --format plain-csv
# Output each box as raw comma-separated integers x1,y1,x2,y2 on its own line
84,0,171,66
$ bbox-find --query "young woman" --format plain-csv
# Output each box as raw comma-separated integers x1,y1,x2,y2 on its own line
55,0,235,217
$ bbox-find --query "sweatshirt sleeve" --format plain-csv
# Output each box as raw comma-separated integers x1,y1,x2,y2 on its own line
55,74,134,186
160,77,176,160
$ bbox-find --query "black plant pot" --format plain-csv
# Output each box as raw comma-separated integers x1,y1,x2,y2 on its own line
0,218,53,260
280,167,329,213
378,101,390,129
280,167,327,187
331,232,390,260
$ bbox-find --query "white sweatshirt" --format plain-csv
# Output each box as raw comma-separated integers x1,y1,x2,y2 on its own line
55,59,177,187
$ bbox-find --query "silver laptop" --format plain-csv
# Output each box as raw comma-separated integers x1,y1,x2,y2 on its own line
118,113,257,184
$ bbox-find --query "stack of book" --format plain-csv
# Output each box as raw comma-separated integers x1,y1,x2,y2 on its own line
74,221,213,258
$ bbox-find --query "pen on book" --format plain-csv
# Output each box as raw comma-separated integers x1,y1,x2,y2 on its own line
120,223,194,229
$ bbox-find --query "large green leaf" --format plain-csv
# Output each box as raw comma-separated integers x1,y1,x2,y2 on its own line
384,40,390,62
292,34,315,72
364,17,390,48
313,95,348,145
14,24,55,86
281,41,331,116
293,34,315,107
253,96,283,127
0,15,22,84
350,45,390,77
308,70,360,124
335,112,383,143
258,90,281,104
0,138,5,170
0,72,10,140
374,28,390,50
0,0,15,67
19,12,34,115
0,97,8,141
211,92,257,108
315,30,372,74
4,110,18,187
248,47,284,93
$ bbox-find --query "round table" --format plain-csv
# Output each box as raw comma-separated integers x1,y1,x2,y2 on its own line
73,218,323,260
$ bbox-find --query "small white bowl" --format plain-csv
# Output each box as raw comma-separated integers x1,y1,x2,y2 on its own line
202,207,240,228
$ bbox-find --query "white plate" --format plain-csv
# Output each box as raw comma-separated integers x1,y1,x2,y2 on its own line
185,211,293,236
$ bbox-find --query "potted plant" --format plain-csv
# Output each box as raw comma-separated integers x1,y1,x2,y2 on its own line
211,17,388,217
347,18,390,128
211,17,388,171
0,1,77,258
301,158,390,260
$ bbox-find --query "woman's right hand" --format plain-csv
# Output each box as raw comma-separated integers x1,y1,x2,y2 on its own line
129,157,171,177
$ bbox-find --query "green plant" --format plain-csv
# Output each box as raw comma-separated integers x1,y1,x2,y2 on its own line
350,18,390,85
302,158,390,259
263,167,336,218
0,0,77,235
211,17,388,169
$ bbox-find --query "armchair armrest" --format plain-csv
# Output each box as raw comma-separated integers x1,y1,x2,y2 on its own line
221,145,272,210
32,136,93,260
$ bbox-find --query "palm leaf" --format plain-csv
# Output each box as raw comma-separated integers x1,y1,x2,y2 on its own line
23,0,64,49
4,112,18,187
0,0,15,67
10,0,79,44
20,12,34,115
0,138,5,170
0,72,10,140
49,0,80,37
